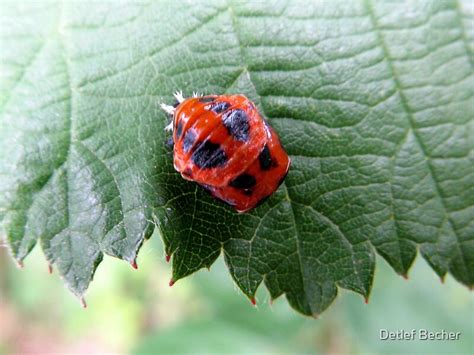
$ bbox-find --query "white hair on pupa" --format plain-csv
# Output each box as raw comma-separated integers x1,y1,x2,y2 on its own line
164,121,173,132
173,90,184,103
160,103,175,115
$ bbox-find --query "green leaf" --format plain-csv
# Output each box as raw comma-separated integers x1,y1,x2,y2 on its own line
1,0,473,315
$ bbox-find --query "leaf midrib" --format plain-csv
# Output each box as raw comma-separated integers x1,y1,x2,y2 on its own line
226,1,314,305
227,0,367,310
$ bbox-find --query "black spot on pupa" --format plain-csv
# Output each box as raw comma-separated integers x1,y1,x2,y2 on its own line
182,130,196,153
258,145,274,170
191,141,228,168
199,96,217,103
222,109,250,142
165,137,174,148
176,121,183,138
229,173,256,190
243,189,253,196
209,101,231,113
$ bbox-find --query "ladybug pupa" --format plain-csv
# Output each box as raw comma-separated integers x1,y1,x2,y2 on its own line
161,91,290,213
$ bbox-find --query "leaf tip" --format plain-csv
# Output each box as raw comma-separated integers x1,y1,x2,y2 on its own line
130,260,138,270
80,297,87,309
402,273,409,280
161,103,176,117
48,264,53,274
364,297,369,304
250,297,256,306
15,259,24,269
165,254,171,263
169,279,175,287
